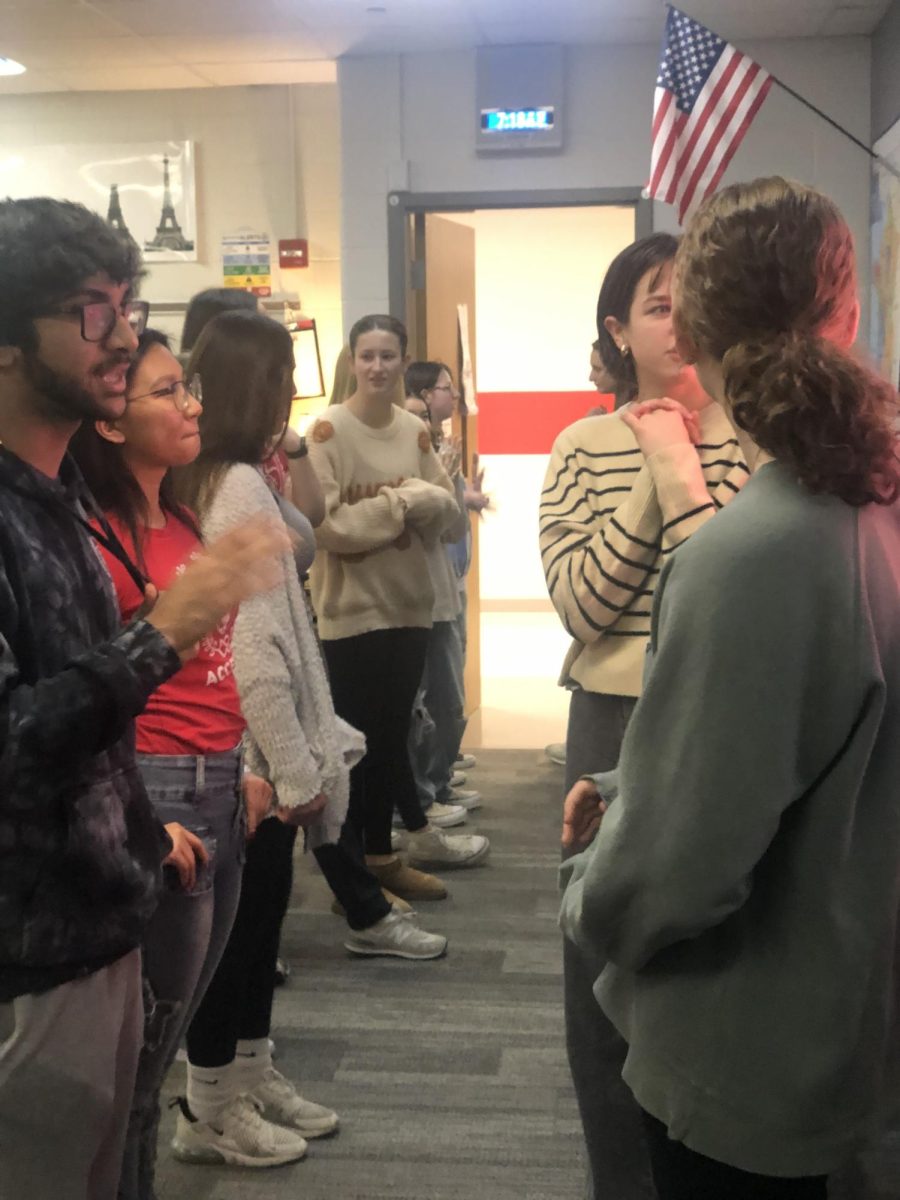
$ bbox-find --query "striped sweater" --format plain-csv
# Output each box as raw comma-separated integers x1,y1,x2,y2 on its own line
540,402,749,697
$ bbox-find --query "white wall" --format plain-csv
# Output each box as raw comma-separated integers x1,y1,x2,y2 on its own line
339,38,873,335
0,83,344,386
443,205,635,603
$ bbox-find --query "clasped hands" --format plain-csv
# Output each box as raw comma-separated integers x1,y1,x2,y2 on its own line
619,397,701,458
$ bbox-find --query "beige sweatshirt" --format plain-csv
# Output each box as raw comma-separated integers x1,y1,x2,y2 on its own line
540,402,750,698
308,403,459,640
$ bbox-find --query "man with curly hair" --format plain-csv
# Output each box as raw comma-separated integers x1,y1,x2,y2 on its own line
0,198,287,1199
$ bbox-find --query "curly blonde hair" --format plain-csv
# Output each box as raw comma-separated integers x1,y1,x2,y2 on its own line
675,176,899,506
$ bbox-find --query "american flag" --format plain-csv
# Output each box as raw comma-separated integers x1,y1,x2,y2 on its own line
648,6,772,222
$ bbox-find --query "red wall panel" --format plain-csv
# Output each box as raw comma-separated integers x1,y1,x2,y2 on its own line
476,391,613,455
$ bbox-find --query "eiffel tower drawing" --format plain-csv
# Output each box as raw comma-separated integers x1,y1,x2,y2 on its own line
145,155,194,253
106,184,132,239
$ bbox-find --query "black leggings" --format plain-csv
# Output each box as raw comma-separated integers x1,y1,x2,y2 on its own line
323,627,430,856
641,1112,828,1200
186,817,296,1068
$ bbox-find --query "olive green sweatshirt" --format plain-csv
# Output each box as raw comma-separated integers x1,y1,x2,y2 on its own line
560,461,900,1177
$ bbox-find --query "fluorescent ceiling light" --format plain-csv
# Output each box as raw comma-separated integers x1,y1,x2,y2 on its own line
0,58,26,77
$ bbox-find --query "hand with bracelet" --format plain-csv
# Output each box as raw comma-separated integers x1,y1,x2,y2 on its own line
281,426,325,526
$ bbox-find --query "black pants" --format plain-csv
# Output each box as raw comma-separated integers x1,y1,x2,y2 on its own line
323,627,430,855
641,1112,828,1200
562,688,652,1200
313,820,392,931
186,817,296,1067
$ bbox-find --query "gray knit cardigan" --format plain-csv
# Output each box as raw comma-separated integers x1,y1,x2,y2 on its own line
202,464,365,848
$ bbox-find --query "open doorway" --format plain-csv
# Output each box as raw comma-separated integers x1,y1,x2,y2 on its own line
388,190,648,748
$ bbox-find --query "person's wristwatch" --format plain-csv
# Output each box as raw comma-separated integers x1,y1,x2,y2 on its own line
285,436,308,460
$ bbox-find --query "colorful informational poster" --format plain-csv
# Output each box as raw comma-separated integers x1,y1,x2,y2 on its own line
222,232,272,297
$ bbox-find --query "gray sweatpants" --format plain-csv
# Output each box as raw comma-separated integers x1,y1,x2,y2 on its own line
562,688,655,1200
0,949,144,1200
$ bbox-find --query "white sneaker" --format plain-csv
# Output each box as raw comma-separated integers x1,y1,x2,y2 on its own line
391,829,404,851
450,770,466,788
171,1095,308,1167
407,826,490,869
249,1067,339,1138
545,742,567,766
455,753,477,770
447,787,482,811
344,909,448,959
427,800,468,828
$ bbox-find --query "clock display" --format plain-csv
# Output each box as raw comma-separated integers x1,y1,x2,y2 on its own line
481,107,555,133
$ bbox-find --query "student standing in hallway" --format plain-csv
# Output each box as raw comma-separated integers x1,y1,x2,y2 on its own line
540,233,756,1199
0,198,288,1200
308,315,490,907
561,175,900,1200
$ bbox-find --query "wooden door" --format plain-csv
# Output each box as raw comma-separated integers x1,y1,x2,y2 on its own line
415,214,481,716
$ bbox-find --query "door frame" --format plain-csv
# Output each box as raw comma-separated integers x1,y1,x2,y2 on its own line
387,186,652,322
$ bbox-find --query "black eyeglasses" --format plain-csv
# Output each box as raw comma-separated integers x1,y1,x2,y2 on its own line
128,376,203,413
44,299,150,343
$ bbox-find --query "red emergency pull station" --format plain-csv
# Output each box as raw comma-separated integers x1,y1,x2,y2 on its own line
279,238,309,269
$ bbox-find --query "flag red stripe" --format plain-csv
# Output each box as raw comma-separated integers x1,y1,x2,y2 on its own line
651,88,672,142
667,49,742,191
649,94,679,194
677,62,763,218
699,76,773,205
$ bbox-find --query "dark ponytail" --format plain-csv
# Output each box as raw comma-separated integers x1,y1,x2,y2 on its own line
723,334,900,506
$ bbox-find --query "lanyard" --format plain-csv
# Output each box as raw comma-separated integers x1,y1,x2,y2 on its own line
1,477,150,596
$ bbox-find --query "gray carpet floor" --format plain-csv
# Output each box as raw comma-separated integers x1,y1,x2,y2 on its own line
157,748,587,1200
154,747,900,1200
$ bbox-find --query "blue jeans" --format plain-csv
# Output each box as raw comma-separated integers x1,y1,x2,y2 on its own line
119,749,245,1200
409,619,467,809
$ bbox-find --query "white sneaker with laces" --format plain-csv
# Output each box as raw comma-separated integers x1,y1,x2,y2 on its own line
427,800,468,828
447,787,481,811
449,770,467,788
407,826,490,869
171,1095,308,1167
249,1067,339,1138
455,753,477,770
344,908,448,959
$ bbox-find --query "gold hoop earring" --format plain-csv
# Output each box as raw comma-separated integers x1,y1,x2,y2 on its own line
620,344,631,359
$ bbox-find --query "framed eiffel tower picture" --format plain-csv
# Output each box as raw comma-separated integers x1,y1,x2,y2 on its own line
0,139,198,263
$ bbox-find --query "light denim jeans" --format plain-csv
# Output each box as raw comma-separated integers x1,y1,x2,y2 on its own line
408,618,468,810
119,749,245,1200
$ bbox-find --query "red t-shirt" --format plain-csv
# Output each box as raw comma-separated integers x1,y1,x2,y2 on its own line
97,513,246,756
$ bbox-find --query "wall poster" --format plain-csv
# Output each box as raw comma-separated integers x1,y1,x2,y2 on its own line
0,140,198,263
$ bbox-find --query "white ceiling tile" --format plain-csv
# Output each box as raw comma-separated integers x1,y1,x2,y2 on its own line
51,63,214,90
0,0,889,93
0,0,134,39
198,60,336,85
0,66,70,93
149,34,328,64
5,37,173,70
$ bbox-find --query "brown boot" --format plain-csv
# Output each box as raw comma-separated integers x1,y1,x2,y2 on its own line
367,855,448,901
331,886,412,918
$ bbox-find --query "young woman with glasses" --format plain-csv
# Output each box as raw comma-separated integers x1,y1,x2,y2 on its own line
70,328,329,1188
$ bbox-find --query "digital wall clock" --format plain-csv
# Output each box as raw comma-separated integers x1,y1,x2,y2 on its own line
480,107,556,133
